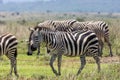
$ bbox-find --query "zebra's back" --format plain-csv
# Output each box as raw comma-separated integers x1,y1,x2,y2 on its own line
37,20,77,31
44,30,99,57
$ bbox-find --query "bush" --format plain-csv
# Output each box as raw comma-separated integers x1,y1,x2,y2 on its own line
76,17,85,22
0,20,6,25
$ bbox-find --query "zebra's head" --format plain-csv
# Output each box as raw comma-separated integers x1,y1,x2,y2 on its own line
27,27,42,55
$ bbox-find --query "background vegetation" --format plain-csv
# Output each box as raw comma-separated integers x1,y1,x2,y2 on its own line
0,12,120,80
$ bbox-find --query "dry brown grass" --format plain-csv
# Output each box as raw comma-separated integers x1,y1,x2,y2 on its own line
0,12,120,56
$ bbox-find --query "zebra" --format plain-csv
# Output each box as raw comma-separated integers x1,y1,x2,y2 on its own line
30,20,77,57
0,33,18,77
71,21,113,56
27,27,100,76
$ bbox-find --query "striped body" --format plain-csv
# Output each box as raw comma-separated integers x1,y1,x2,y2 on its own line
72,21,109,41
31,20,77,57
71,21,112,56
45,30,99,57
27,27,100,75
36,20,112,56
38,20,77,32
0,33,18,77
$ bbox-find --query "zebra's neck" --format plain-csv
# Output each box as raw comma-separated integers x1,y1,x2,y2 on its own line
41,31,56,47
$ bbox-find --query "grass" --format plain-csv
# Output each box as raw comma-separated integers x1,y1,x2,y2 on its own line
0,12,120,80
0,53,120,80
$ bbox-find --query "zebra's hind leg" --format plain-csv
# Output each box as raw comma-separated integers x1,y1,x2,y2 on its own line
93,56,100,73
6,54,14,76
107,42,113,57
10,58,19,77
77,56,86,76
13,58,19,77
6,50,19,77
13,49,19,77
99,40,104,57
49,54,58,76
104,37,113,57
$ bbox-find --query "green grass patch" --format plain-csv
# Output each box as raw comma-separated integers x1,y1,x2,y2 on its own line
0,54,120,80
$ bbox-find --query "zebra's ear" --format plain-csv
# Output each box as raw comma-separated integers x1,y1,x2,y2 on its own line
28,27,34,31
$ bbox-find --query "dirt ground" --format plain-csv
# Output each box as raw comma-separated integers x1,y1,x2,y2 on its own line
63,56,120,64
100,56,120,63
86,56,120,63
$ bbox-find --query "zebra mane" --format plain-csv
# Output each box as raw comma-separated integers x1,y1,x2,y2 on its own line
34,26,55,32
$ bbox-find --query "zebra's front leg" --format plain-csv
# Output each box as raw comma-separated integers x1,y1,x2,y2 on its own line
57,54,62,76
36,44,40,58
49,54,58,76
93,56,100,73
77,56,86,76
47,47,50,54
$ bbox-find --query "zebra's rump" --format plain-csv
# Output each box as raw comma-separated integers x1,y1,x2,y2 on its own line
63,30,99,56
0,33,18,55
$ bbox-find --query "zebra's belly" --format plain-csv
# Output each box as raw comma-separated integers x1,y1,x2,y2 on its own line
64,52,80,57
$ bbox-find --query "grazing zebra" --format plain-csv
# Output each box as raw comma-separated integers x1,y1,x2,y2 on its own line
31,20,77,57
0,33,18,77
27,27,100,76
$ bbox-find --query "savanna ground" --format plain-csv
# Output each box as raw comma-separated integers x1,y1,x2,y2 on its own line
0,12,120,80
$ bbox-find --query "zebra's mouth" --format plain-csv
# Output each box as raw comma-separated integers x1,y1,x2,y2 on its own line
27,52,33,55
31,46,37,51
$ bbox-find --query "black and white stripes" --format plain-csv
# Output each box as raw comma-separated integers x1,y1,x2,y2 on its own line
37,20,77,32
32,20,77,57
36,20,112,56
71,21,112,56
0,33,18,77
27,27,100,75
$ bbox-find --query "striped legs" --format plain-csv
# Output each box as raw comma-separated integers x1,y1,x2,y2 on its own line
49,54,62,76
57,54,62,75
36,44,40,58
99,38,113,57
77,55,100,76
104,37,113,57
77,56,86,75
93,56,100,73
99,40,104,56
6,49,19,77
49,54,58,75
10,58,18,77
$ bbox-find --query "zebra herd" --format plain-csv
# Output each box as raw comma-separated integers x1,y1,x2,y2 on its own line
0,20,113,77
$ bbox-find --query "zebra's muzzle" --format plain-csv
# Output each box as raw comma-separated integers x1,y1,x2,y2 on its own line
31,45,37,51
27,52,33,55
